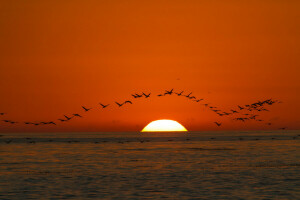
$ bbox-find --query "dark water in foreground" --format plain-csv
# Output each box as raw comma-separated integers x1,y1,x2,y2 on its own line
0,131,299,200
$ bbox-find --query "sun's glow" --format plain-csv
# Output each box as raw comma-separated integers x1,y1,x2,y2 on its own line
141,119,188,132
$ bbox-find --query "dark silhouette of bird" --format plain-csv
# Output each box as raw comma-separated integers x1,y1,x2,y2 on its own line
115,102,124,107
48,121,56,125
99,103,109,108
279,127,287,130
231,109,238,113
64,115,73,121
9,121,18,124
131,94,138,98
157,94,164,97
82,106,92,112
143,93,151,98
238,105,244,110
266,123,272,126
24,122,32,125
135,93,143,98
124,100,132,104
185,92,192,98
194,99,203,102
214,122,222,126
2,120,11,123
175,91,184,96
73,114,82,117
164,89,174,95
58,119,67,122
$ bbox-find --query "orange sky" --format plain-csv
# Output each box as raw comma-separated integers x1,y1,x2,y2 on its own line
0,0,299,132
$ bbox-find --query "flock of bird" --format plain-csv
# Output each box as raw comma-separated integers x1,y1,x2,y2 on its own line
0,89,286,129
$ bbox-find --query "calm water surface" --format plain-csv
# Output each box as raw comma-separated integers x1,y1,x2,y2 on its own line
0,131,299,199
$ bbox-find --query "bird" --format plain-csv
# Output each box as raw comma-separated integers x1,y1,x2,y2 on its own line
24,122,32,125
185,92,193,98
175,91,184,96
135,93,143,98
279,127,287,130
48,121,56,125
194,99,203,102
131,94,139,98
164,89,174,95
124,100,132,104
64,115,73,121
82,106,92,112
115,102,124,107
231,109,238,113
58,118,67,122
143,93,151,98
266,123,272,126
238,105,244,110
99,103,109,108
73,114,82,117
157,94,164,97
214,122,222,126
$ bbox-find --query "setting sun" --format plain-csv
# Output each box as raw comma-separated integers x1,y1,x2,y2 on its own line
141,119,188,132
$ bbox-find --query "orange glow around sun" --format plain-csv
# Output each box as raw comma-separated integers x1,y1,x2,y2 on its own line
141,119,188,132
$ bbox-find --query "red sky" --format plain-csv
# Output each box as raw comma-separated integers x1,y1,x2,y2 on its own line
0,0,299,132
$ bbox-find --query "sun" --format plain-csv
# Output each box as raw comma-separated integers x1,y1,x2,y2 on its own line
141,119,188,132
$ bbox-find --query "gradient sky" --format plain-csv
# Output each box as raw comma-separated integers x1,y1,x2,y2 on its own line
0,0,299,132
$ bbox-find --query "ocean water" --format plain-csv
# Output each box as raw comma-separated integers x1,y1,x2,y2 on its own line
0,131,299,200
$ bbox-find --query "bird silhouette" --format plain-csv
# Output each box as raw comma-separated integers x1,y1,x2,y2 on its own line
64,115,73,121
48,121,56,125
143,93,151,98
238,105,244,110
164,89,174,95
124,100,132,104
58,118,67,122
82,106,92,112
115,102,124,107
185,92,193,98
214,122,222,126
73,114,82,117
99,103,109,108
194,99,203,102
175,91,184,96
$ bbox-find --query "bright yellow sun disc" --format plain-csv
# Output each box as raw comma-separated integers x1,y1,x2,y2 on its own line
141,119,188,132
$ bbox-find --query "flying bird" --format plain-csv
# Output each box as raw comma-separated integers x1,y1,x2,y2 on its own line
73,114,82,117
175,91,184,96
238,105,245,110
185,92,193,98
115,102,124,107
99,103,109,108
82,106,92,112
214,122,222,126
64,115,73,121
124,100,132,104
143,93,151,98
164,89,174,95
58,119,67,122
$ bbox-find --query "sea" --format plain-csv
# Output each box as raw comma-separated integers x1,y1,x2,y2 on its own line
0,131,299,200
